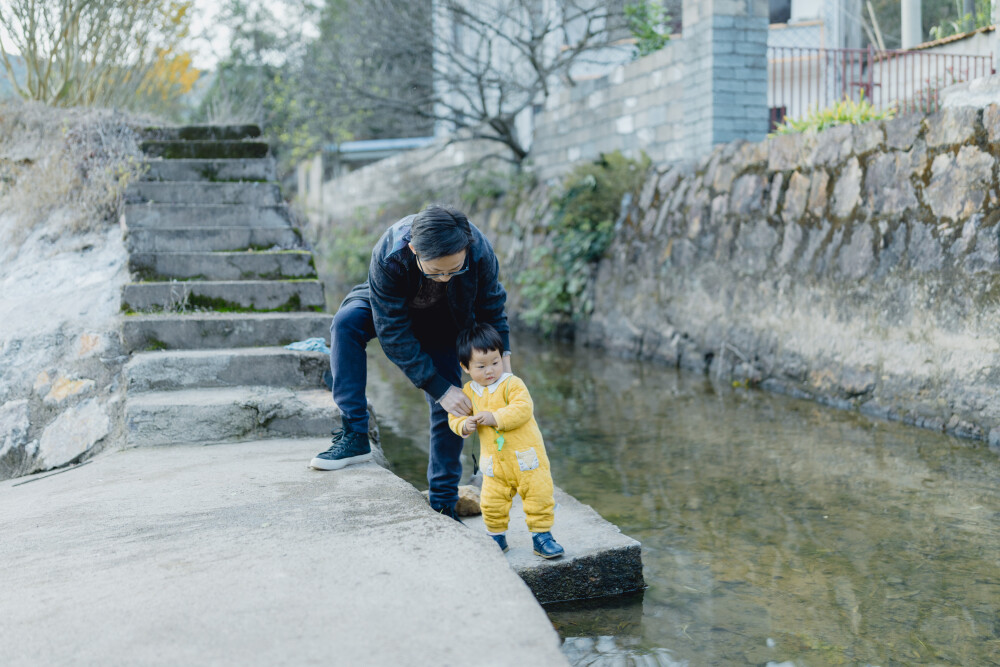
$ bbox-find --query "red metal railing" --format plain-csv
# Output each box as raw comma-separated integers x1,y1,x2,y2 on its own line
768,45,995,129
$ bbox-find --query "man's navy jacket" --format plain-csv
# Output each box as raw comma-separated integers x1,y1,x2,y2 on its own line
342,214,510,400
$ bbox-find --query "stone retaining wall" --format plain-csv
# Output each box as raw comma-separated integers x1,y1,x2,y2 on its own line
571,104,1000,446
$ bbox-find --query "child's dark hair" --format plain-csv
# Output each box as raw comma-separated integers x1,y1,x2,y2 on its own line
457,323,504,367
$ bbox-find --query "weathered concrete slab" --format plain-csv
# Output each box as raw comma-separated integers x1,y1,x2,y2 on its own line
124,204,294,229
141,140,270,159
122,312,330,351
126,182,282,206
142,124,262,141
142,158,277,183
126,387,335,446
122,280,325,312
0,440,568,667
125,348,328,392
125,226,303,253
129,250,317,281
462,488,644,604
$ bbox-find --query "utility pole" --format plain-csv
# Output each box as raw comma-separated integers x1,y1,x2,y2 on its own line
901,0,921,48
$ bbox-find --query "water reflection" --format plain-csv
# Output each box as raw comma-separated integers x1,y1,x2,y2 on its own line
367,334,1000,666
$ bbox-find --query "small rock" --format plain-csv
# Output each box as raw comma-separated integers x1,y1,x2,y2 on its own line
781,172,810,224
35,398,110,471
43,376,96,406
924,147,994,221
421,484,482,516
832,157,861,219
0,399,31,459
808,169,830,217
926,107,978,148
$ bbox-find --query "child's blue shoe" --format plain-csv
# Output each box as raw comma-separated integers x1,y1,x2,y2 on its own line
532,531,564,559
491,533,509,553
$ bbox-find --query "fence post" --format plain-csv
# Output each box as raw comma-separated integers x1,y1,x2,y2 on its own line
680,0,769,159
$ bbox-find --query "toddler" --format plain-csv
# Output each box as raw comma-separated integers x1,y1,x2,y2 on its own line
448,323,564,559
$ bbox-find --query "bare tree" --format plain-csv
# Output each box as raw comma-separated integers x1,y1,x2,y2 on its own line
0,0,196,109
296,0,630,164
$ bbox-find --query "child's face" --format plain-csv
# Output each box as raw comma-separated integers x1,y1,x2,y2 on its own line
462,348,504,386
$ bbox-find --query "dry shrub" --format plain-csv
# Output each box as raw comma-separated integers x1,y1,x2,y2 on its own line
0,100,150,251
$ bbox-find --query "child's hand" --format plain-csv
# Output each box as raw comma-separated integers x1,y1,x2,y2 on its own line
463,417,478,435
475,411,498,427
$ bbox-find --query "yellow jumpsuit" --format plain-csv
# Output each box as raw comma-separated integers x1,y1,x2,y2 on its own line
447,374,555,534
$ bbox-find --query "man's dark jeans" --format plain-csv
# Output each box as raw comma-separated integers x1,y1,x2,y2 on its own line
329,297,464,510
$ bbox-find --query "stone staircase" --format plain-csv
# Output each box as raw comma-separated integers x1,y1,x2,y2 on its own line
121,125,341,448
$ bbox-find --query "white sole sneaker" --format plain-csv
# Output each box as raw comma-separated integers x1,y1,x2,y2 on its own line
309,452,373,471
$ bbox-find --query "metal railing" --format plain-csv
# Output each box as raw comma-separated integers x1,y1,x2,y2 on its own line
768,45,995,129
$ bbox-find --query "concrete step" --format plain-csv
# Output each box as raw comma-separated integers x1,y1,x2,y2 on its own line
124,204,294,229
142,158,277,183
142,124,262,141
122,280,326,313
125,348,328,392
125,227,303,253
126,182,282,206
123,312,329,352
125,387,336,446
141,140,270,160
129,251,316,281
461,488,644,604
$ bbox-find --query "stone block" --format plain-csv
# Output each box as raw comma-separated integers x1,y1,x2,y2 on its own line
782,171,810,224
925,107,978,148
983,103,1000,143
808,170,830,217
924,147,994,221
730,174,766,214
36,398,110,471
809,124,853,166
884,113,923,150
768,132,814,171
908,222,944,272
832,157,861,219
0,399,31,459
865,149,922,216
837,224,875,280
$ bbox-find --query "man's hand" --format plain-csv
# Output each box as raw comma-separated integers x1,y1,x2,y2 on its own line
439,385,473,417
502,353,513,375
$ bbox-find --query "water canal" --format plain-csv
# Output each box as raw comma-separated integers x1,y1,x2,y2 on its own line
366,334,1000,666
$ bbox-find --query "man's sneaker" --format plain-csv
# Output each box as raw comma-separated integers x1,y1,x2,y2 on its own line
491,534,509,553
532,531,565,559
310,427,371,470
432,503,461,522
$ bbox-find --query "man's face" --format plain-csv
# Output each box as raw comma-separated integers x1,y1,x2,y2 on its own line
410,246,467,283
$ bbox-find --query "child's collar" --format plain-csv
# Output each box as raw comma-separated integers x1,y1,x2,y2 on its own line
469,372,512,397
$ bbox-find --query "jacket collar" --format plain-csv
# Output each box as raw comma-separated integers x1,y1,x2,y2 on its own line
469,372,512,397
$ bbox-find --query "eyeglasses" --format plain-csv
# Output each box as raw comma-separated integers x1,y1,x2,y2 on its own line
414,253,469,279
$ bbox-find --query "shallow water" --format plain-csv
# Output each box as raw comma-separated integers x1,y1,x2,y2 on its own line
367,335,1000,667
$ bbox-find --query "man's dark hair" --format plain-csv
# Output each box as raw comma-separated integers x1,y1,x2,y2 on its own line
457,323,504,367
410,205,473,259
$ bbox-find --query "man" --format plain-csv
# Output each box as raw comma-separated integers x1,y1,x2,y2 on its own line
310,205,512,520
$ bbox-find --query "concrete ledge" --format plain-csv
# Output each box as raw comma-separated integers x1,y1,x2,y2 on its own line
0,440,568,666
128,251,317,281
125,227,304,253
141,140,270,159
122,312,330,351
462,488,644,604
125,387,336,446
142,159,277,183
125,348,328,392
142,124,262,141
122,280,326,312
126,182,282,206
124,204,294,229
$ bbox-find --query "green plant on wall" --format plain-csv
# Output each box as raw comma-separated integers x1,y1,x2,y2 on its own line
517,151,650,335
770,92,896,136
625,0,672,58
